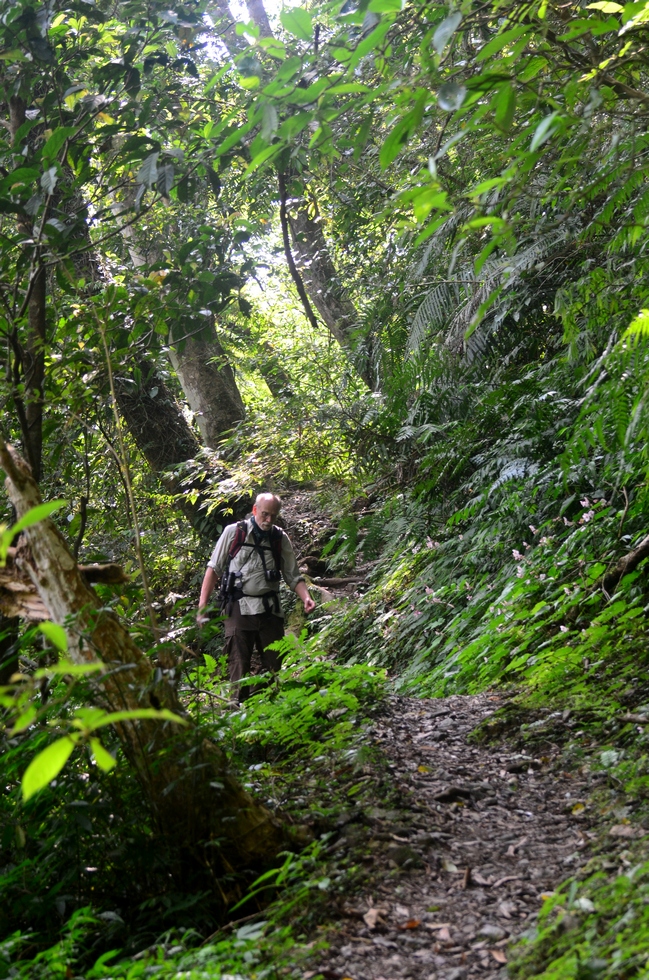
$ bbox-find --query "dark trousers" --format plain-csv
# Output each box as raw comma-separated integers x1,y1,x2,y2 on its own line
224,601,285,702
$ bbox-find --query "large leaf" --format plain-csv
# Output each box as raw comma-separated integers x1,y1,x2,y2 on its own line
433,12,462,55
38,622,67,653
22,737,77,801
137,152,159,187
530,111,561,151
0,500,67,563
72,707,188,731
260,103,279,142
280,8,313,40
494,82,516,132
90,738,117,772
40,166,59,194
156,163,174,196
41,126,76,161
437,83,466,111
11,500,66,534
476,24,532,62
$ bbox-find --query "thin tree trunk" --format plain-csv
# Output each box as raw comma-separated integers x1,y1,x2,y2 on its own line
9,96,47,482
245,0,273,36
0,439,293,884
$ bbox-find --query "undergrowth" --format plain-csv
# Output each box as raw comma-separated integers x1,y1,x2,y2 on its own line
510,859,649,979
0,635,386,976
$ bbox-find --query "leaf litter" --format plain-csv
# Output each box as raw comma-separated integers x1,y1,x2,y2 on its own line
307,691,595,980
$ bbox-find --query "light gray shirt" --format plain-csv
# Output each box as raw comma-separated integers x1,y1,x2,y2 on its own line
208,519,304,617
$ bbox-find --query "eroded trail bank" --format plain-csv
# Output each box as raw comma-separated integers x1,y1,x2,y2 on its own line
312,693,592,980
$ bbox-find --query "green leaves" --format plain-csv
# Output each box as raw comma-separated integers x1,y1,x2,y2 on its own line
476,24,532,62
280,8,313,40
38,622,67,653
530,111,563,151
20,707,186,801
437,82,466,112
137,152,159,188
22,737,76,801
89,738,116,772
11,500,66,535
494,83,516,132
40,167,59,195
0,501,66,564
623,308,649,341
433,12,462,55
379,91,427,168
41,126,76,162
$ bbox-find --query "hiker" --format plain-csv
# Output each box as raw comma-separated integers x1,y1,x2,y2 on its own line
196,493,316,701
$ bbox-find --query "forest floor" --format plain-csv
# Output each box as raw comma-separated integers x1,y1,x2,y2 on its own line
299,691,623,980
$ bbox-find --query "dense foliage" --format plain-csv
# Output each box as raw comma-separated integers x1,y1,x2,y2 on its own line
4,0,649,975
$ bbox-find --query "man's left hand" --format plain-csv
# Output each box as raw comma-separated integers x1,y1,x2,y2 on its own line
303,596,316,614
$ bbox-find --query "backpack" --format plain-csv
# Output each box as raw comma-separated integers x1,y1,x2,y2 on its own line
218,521,284,613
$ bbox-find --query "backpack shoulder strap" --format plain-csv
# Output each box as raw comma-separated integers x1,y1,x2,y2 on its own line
269,525,284,569
228,521,248,561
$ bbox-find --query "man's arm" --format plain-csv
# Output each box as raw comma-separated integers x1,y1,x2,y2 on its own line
197,524,238,624
197,566,219,625
295,579,316,615
279,532,316,613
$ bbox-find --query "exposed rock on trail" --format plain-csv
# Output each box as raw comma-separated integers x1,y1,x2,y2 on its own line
314,693,592,980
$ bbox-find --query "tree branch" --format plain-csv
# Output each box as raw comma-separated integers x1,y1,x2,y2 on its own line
602,532,649,595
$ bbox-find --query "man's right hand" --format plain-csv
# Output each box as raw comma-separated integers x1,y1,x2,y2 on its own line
196,612,209,626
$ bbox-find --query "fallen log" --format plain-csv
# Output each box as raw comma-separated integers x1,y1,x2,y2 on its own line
312,575,366,587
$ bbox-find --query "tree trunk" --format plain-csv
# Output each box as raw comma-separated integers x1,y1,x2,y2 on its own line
245,0,273,36
112,192,246,448
168,326,246,448
72,202,248,534
111,354,249,535
9,96,47,483
286,198,358,348
0,439,293,886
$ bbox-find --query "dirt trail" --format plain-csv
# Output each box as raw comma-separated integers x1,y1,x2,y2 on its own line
313,692,591,980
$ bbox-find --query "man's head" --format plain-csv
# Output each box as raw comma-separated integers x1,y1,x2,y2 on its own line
252,493,281,532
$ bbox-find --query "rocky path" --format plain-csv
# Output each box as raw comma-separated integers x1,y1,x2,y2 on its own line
311,693,592,980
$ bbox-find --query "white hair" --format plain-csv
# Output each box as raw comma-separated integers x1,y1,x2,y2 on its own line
255,493,281,511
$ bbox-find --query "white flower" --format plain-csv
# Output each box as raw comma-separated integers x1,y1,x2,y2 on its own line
560,625,568,632
512,549,524,561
